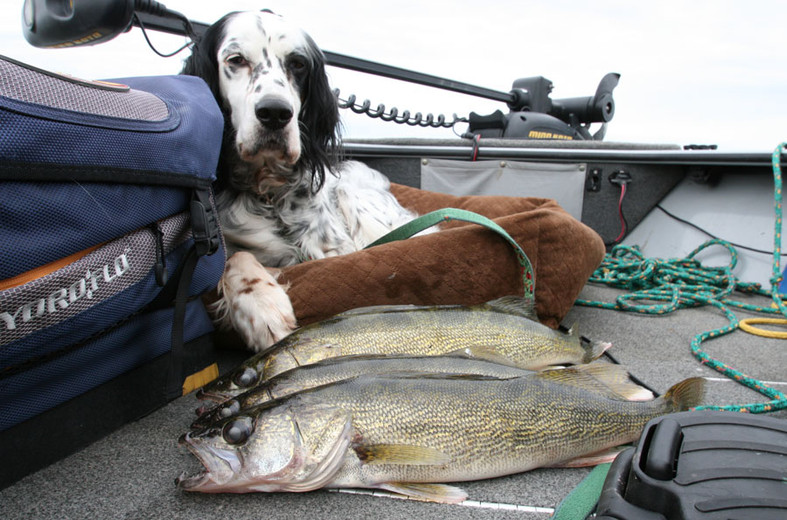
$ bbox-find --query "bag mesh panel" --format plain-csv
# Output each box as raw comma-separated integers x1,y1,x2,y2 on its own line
0,57,169,121
0,182,188,279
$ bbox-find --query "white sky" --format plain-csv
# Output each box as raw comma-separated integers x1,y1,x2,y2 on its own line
2,0,785,151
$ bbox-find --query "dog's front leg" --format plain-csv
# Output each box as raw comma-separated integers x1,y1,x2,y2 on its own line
210,251,297,352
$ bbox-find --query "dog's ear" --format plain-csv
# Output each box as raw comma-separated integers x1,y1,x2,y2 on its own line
298,34,341,193
181,13,238,192
181,13,235,103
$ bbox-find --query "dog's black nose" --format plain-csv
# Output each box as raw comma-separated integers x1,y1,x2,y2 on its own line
255,98,293,130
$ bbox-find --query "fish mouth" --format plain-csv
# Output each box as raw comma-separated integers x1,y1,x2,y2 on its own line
177,409,354,494
176,432,242,491
195,388,234,404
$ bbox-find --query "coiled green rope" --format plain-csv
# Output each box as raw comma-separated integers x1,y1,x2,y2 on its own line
576,142,787,414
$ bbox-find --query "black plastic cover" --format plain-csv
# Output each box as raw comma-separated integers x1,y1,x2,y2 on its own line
595,411,787,520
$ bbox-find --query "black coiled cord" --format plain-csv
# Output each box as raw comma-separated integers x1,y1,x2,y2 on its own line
334,89,467,129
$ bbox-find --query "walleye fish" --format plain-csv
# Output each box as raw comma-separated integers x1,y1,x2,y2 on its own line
178,369,703,502
197,296,610,402
192,357,653,430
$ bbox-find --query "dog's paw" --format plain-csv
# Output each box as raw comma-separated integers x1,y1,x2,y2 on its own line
211,252,297,352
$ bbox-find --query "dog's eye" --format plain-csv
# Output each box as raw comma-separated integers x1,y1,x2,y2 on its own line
225,54,248,67
287,56,308,74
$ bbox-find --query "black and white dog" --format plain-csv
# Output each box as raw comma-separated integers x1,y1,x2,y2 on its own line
182,10,426,351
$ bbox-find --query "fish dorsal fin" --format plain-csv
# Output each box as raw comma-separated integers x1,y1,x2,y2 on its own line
376,371,516,382
483,295,537,320
354,443,451,466
335,304,419,317
377,482,468,504
335,303,464,317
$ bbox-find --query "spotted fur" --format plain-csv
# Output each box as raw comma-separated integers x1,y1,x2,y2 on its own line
182,11,428,351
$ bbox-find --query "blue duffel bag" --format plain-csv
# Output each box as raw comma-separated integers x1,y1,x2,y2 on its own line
0,54,226,486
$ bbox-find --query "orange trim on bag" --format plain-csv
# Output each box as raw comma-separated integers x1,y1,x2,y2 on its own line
0,244,103,291
182,363,220,396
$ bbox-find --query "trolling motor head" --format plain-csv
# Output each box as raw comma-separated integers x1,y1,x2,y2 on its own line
21,0,189,48
22,0,136,47
468,73,620,141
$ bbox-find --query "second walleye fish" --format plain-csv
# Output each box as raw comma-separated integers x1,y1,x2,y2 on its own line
198,296,610,401
192,357,653,429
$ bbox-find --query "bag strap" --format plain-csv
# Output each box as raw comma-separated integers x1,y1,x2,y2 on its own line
165,245,199,399
365,208,535,301
165,188,222,399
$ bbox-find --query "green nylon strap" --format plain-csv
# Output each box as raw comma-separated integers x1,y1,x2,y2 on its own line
551,463,612,520
365,208,535,301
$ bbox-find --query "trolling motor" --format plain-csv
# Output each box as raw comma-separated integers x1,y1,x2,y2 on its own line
21,0,195,47
468,73,620,141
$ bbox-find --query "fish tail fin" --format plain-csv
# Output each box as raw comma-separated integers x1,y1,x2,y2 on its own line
578,331,612,363
662,377,706,412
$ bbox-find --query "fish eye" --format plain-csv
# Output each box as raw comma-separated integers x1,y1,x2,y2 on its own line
222,416,254,445
232,367,259,388
219,400,241,419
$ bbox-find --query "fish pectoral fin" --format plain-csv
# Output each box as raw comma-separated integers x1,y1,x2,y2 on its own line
377,482,468,504
483,295,537,320
446,346,519,367
547,447,628,468
354,443,451,466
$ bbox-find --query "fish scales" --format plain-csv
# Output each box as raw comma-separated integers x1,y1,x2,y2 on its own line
323,376,651,483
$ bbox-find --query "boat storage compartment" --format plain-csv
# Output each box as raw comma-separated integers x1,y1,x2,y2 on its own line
0,55,226,488
595,411,787,520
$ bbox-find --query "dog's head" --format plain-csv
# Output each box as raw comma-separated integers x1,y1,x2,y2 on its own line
182,10,340,195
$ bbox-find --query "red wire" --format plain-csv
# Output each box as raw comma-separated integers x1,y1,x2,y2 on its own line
613,183,627,243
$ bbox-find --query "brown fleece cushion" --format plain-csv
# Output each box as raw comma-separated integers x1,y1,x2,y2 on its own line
278,184,605,329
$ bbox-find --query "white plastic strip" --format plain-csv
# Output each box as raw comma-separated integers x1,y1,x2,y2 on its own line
328,488,555,514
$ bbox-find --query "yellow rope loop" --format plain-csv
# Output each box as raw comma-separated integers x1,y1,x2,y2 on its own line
738,317,787,339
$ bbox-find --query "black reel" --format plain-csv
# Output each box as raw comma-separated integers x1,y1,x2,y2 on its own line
468,73,620,141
